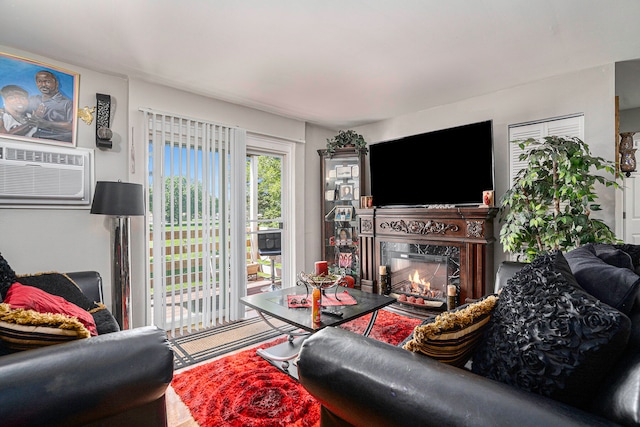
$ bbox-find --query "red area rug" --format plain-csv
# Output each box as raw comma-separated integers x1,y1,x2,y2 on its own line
171,309,422,427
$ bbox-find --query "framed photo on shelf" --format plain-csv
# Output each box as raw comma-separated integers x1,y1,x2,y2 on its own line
360,195,373,209
339,184,354,200
338,251,353,269
335,206,352,222
336,226,354,245
336,166,352,179
0,52,79,146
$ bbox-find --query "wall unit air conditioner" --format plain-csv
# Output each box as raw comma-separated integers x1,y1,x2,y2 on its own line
0,140,93,206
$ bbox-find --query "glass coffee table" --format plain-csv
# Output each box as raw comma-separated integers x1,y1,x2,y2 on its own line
240,286,396,379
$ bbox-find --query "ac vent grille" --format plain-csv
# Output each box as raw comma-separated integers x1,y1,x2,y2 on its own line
0,141,92,206
5,147,85,166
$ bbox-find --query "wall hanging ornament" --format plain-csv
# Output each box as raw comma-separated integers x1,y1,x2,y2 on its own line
620,132,637,177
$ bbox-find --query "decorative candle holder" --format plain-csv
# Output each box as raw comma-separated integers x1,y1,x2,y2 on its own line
447,284,457,311
296,271,345,301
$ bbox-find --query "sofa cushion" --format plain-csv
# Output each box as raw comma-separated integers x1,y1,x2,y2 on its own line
403,295,498,367
4,282,97,335
0,301,91,350
565,244,640,315
472,251,632,409
15,272,119,335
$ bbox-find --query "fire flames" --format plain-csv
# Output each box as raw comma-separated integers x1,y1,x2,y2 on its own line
408,270,430,293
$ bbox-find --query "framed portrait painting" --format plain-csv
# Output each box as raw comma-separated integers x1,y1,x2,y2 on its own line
0,52,79,146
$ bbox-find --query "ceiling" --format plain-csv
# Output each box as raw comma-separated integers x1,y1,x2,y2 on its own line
2,0,640,129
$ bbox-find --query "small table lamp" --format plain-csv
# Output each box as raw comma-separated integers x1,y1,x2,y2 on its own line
91,181,145,329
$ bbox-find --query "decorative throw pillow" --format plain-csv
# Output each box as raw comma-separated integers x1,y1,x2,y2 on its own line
614,243,640,272
0,302,90,351
591,243,635,270
4,282,97,336
15,272,119,335
15,272,97,310
403,295,498,367
0,252,18,299
565,244,640,315
472,251,632,409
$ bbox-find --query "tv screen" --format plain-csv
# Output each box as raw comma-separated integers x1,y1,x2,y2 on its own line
369,120,494,207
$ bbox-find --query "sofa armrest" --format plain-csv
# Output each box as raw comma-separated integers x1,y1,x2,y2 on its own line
298,327,617,427
494,261,526,294
66,271,103,304
0,326,174,427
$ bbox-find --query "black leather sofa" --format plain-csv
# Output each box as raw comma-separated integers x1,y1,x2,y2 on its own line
298,255,640,427
0,271,175,427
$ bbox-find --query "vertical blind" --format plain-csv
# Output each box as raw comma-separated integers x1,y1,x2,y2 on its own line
142,109,246,334
509,114,584,186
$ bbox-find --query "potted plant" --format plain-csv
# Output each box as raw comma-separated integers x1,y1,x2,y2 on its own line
326,130,368,157
499,135,620,262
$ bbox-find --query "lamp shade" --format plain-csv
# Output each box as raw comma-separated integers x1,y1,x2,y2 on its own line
91,181,145,217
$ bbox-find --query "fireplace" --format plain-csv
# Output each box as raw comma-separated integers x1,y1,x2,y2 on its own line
356,206,496,317
381,243,459,311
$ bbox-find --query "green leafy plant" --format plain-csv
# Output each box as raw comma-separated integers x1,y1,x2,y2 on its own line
326,130,368,157
499,135,621,262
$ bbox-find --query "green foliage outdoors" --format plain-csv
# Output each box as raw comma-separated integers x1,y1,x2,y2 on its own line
149,176,218,225
248,155,281,229
499,136,621,262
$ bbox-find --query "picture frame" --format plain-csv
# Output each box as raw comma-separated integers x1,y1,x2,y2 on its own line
336,226,354,245
339,184,354,200
360,195,373,209
0,52,79,146
338,251,353,269
335,206,352,222
336,166,352,179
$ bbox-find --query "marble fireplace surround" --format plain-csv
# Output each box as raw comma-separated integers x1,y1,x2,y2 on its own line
357,206,497,307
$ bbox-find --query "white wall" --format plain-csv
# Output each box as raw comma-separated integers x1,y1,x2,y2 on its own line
351,64,617,276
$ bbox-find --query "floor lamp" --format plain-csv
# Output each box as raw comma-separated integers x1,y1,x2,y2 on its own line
91,181,145,330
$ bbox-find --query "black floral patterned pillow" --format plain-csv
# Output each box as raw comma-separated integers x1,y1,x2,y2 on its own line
472,251,631,409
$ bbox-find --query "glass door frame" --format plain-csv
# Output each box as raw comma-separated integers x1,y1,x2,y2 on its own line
246,133,296,293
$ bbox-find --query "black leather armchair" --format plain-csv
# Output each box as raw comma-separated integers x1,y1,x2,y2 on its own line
0,271,174,427
298,261,640,426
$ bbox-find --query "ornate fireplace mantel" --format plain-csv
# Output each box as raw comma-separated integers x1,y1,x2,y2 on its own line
357,206,497,305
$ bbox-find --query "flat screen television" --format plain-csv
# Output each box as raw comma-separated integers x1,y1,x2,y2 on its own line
369,120,494,207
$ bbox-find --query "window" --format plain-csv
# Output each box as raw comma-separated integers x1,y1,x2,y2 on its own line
508,115,584,186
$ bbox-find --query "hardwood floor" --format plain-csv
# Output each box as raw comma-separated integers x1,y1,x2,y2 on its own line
167,384,199,427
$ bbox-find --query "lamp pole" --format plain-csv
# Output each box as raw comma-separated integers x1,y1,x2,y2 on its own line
113,216,132,330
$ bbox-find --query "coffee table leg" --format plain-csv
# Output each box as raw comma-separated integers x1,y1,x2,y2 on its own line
362,310,379,337
256,311,308,339
256,336,306,379
256,347,299,371
253,311,309,379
